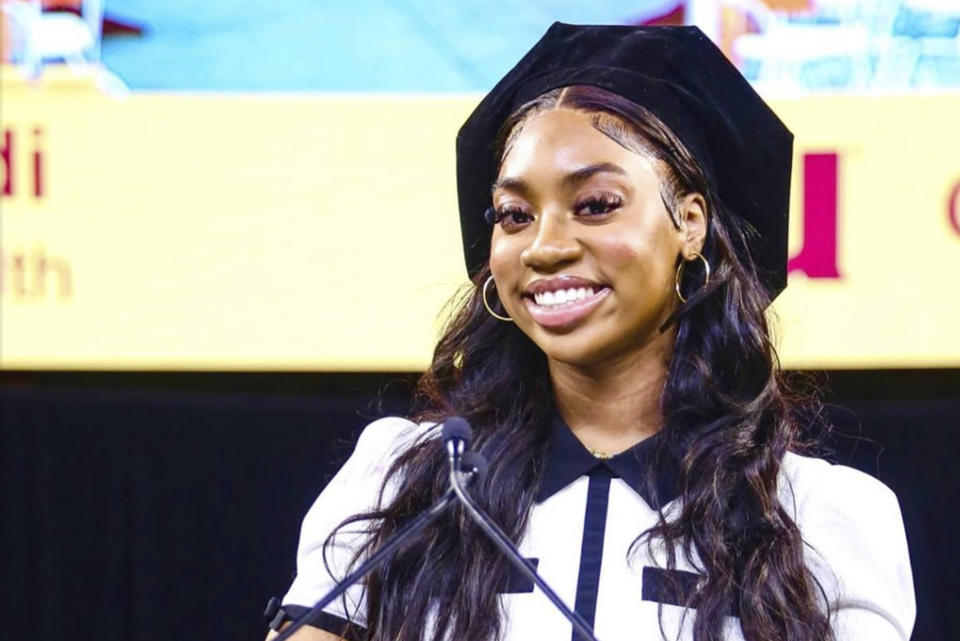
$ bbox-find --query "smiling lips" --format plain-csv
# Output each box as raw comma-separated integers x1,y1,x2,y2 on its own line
522,276,611,330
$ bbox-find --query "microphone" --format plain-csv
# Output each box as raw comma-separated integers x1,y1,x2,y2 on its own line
459,451,488,482
447,423,601,641
442,415,472,471
272,418,485,641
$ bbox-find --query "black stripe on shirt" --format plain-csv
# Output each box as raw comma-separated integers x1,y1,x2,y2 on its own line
641,567,739,617
571,468,612,641
502,557,540,593
282,604,366,641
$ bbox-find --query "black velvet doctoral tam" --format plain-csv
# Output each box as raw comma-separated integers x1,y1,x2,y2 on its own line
456,22,794,301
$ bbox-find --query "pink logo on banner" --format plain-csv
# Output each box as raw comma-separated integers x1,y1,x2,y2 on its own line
949,179,960,238
788,153,841,279
0,126,46,198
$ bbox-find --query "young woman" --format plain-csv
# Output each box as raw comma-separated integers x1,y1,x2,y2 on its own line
266,24,914,641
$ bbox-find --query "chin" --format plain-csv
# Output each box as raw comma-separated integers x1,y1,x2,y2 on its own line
529,331,620,369
525,319,671,370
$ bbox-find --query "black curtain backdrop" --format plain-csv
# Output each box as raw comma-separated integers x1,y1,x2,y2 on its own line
1,370,957,641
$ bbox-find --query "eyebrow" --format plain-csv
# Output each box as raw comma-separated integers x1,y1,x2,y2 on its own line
491,162,628,195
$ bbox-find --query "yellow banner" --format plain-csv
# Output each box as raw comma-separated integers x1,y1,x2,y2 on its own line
2,69,958,369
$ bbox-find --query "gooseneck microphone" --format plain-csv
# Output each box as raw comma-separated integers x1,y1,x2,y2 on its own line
442,415,473,469
275,416,599,641
446,420,601,641
272,418,484,641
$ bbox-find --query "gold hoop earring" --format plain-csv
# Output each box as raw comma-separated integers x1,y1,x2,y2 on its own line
675,252,711,303
482,275,513,322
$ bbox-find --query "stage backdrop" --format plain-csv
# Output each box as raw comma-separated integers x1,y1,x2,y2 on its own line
3,69,959,370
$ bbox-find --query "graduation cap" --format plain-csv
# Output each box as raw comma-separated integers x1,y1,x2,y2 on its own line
456,22,794,301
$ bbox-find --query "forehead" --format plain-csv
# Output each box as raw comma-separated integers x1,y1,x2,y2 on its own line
497,108,659,184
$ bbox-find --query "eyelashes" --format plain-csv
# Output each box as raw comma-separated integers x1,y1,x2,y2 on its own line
487,206,532,227
486,194,623,228
576,193,623,216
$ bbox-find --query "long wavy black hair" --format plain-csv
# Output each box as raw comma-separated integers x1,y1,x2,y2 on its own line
326,85,835,641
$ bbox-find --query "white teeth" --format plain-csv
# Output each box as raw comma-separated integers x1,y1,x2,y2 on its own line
533,286,600,307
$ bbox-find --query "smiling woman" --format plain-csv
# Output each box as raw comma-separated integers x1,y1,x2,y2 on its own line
265,23,915,641
489,105,703,367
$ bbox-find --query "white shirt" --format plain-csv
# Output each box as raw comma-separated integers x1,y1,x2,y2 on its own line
279,415,916,640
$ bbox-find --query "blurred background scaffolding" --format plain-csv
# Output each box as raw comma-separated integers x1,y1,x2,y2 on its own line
1,1,958,640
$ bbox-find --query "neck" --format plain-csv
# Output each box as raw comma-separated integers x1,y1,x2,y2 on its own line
548,330,674,455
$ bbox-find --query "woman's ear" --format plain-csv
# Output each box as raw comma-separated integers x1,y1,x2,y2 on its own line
677,192,708,258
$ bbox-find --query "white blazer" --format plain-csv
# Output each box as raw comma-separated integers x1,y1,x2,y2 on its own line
278,415,916,641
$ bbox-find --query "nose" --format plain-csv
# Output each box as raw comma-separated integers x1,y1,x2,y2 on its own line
520,211,582,271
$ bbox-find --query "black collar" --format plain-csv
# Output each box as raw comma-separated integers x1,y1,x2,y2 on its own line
537,412,682,509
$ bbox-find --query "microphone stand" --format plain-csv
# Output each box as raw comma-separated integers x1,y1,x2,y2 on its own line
272,487,461,641
274,413,599,641
448,462,602,641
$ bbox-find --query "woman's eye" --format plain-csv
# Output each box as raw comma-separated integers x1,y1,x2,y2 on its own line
575,194,622,217
492,207,533,229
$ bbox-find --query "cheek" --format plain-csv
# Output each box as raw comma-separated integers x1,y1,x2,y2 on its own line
597,237,644,268
488,235,519,280
593,229,677,286
594,233,658,279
